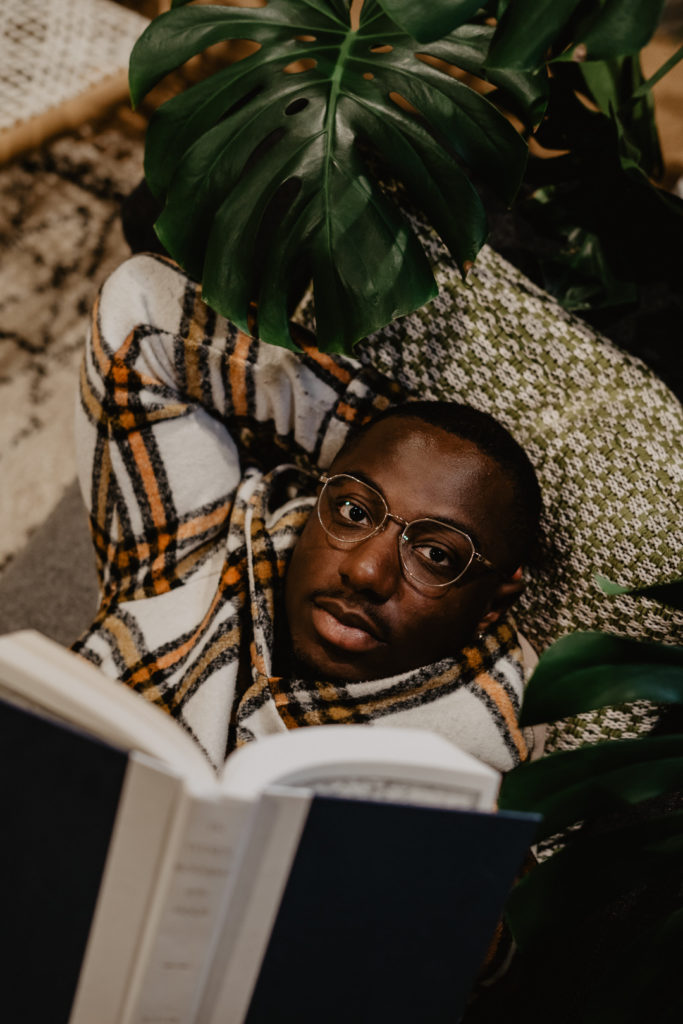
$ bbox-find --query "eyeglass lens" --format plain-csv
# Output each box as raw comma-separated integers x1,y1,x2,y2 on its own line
318,475,474,586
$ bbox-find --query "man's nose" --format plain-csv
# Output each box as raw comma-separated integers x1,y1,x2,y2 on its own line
337,523,402,600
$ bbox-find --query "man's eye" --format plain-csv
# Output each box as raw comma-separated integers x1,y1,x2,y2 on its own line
414,543,455,567
338,500,370,525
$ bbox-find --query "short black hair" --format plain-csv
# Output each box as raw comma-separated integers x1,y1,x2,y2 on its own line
343,400,543,569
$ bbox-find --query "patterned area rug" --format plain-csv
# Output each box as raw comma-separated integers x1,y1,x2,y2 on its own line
0,116,144,573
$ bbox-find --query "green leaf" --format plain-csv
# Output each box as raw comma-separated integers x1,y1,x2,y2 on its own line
129,0,528,351
572,0,666,62
516,55,680,316
483,0,510,19
632,41,683,97
500,736,683,841
368,49,527,202
130,5,267,108
197,95,440,349
595,574,683,610
377,0,483,44
578,58,631,117
422,23,549,127
518,632,683,727
342,93,489,268
488,0,665,69
522,208,639,312
486,0,580,70
507,883,683,1023
579,56,662,177
505,810,683,949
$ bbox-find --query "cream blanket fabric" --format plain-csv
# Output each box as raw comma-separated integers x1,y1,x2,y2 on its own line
74,253,536,771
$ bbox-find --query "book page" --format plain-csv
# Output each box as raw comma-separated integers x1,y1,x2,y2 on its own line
70,753,184,1024
123,793,254,1024
219,724,499,810
308,775,485,808
196,788,313,1024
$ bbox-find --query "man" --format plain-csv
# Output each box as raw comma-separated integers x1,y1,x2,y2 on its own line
286,403,538,681
75,253,542,772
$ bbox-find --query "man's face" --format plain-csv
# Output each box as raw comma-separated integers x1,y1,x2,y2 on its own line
284,416,521,681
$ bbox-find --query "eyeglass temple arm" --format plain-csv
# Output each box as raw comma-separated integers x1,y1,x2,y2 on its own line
474,551,513,581
474,552,523,583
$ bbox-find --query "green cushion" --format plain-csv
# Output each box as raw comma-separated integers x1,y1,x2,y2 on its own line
352,240,683,754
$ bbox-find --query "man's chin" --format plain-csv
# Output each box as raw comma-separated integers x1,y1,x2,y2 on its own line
288,637,388,685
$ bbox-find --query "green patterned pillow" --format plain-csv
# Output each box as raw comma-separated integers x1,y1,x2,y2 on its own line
352,236,682,754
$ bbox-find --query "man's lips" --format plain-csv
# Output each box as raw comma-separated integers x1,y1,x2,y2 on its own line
311,596,389,653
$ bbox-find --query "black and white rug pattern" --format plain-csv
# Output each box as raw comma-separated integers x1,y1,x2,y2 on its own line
0,120,144,573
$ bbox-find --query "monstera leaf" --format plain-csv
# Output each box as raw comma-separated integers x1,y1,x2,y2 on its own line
380,0,665,56
494,631,683,1023
486,0,667,69
376,0,485,44
129,0,536,351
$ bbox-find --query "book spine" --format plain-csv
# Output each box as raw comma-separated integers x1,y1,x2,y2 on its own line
70,753,184,1024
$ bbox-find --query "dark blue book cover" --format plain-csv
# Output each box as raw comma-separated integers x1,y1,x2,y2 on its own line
246,796,539,1024
0,697,128,1023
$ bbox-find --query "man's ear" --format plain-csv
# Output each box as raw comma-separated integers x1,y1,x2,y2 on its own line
477,567,525,632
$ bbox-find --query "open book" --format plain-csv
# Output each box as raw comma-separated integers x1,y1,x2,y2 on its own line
0,630,539,1024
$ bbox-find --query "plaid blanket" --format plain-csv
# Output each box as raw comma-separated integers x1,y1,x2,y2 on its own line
74,253,535,771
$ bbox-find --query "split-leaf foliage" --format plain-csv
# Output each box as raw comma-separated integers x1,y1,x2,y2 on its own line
495,623,683,1022
129,0,678,352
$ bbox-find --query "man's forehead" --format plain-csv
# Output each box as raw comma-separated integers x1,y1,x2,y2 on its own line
336,414,494,470
334,417,508,500
332,415,516,559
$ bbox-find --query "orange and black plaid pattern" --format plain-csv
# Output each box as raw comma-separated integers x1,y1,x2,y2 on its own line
74,254,531,772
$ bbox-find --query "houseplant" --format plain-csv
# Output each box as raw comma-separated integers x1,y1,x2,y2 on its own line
485,596,683,1023
128,0,682,354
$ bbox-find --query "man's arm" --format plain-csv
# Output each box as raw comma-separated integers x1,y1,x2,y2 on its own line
76,253,401,605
